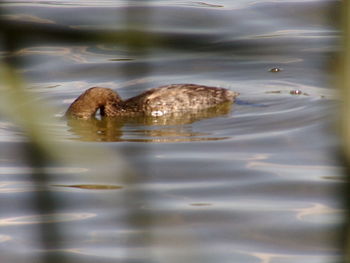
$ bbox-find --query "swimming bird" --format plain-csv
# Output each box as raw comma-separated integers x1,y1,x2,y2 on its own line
66,84,239,119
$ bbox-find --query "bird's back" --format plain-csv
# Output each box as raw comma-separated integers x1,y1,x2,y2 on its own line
123,84,239,115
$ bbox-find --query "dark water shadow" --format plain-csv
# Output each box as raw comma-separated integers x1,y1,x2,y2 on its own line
66,102,233,142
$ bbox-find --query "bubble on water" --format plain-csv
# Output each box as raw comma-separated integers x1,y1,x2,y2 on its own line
290,89,303,95
269,67,282,73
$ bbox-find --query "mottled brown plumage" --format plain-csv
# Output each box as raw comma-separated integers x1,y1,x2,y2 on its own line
66,84,239,119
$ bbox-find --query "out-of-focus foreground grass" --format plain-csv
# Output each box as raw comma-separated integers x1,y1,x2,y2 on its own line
341,2,350,263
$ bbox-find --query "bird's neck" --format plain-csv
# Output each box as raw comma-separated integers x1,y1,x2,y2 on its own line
66,87,122,119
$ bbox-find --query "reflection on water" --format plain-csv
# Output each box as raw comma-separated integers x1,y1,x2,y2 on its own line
295,203,342,223
1,14,55,24
0,166,88,175
66,102,232,142
53,184,123,190
0,235,11,243
0,213,95,226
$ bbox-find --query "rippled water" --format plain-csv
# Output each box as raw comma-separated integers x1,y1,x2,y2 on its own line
0,1,343,263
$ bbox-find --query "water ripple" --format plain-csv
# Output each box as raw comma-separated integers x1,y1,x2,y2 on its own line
0,213,95,226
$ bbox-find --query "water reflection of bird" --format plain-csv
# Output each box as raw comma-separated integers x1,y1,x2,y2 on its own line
66,102,233,142
66,84,239,119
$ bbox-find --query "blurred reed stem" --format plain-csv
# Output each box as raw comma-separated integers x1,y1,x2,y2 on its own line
341,1,350,263
0,62,68,262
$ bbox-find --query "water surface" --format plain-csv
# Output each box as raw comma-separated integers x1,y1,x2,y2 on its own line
0,1,343,263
